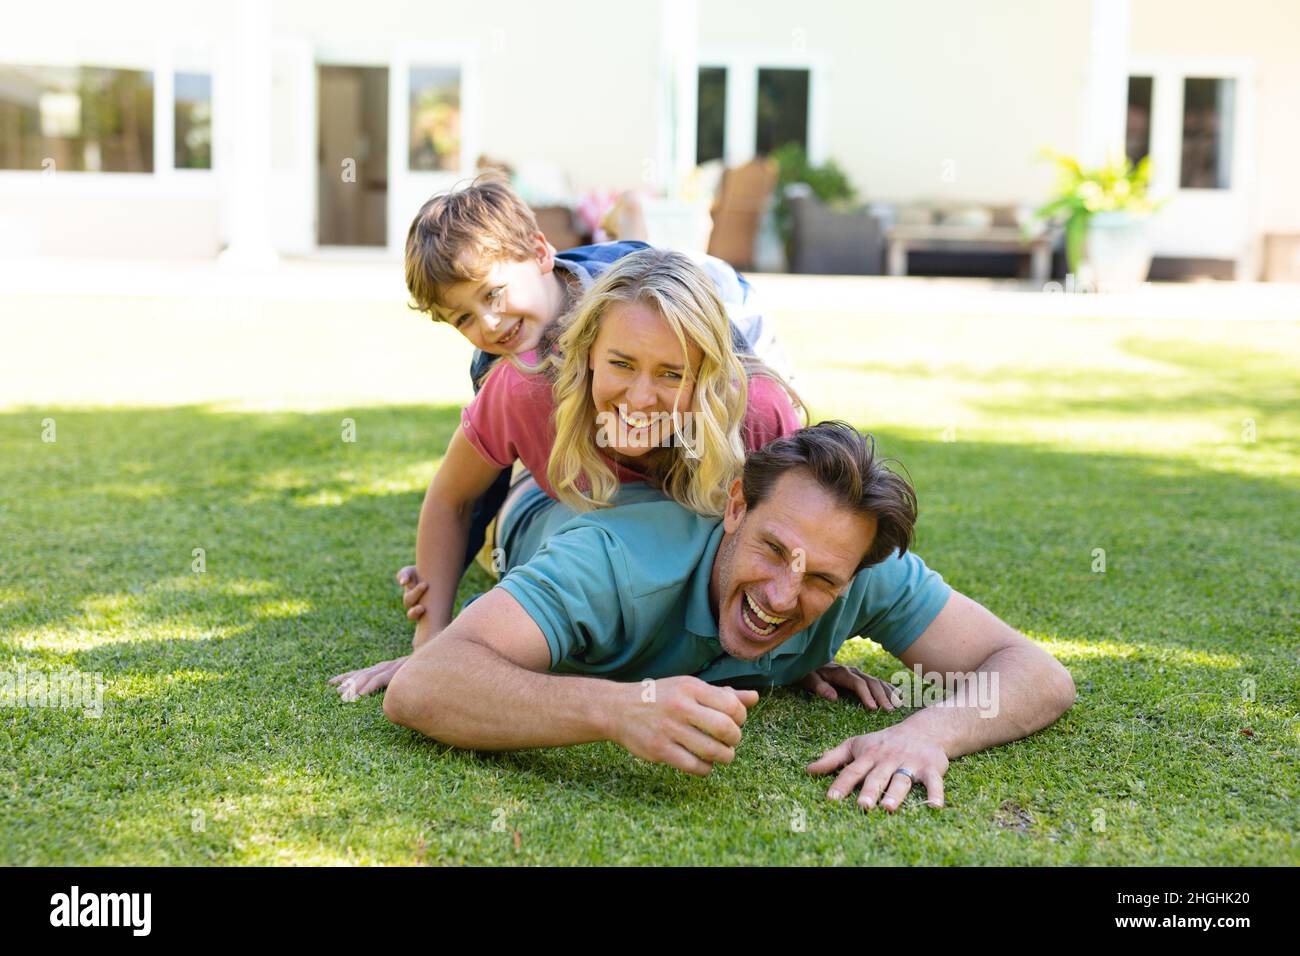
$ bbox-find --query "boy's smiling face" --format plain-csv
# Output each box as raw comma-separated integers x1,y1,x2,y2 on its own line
433,233,565,356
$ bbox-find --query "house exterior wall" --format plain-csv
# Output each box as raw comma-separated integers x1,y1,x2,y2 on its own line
1,0,1294,266
0,0,229,258
273,0,664,196
1129,0,1300,236
0,0,664,258
697,0,1096,207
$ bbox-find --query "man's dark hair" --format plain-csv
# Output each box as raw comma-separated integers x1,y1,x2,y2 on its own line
741,421,918,570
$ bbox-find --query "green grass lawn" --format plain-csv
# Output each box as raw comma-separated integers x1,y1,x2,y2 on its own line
1,290,1297,865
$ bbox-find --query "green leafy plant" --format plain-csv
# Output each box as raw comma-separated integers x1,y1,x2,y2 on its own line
1033,149,1163,273
770,141,858,249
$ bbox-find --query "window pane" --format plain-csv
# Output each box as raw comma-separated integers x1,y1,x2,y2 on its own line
409,66,460,172
755,67,808,156
0,64,153,172
1125,75,1152,165
174,71,212,169
1181,77,1234,189
696,66,726,165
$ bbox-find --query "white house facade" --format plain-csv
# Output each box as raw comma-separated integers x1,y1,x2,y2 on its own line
1,0,1295,278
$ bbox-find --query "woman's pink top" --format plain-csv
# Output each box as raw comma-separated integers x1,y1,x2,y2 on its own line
461,351,801,499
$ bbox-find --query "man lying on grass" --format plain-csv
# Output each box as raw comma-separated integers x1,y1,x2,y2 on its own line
382,422,1076,811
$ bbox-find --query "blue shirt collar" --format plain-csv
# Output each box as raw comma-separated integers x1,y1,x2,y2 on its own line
552,254,594,291
684,521,724,640
683,523,786,676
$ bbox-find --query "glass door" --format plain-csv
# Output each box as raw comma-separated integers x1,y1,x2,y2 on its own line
1126,60,1252,274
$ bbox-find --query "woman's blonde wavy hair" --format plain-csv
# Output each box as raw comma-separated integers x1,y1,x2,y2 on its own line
541,248,801,517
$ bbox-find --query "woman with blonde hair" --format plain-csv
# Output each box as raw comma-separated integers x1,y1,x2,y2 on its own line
332,248,802,698
545,247,797,517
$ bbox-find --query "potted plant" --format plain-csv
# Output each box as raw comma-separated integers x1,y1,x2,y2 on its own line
770,142,858,252
1033,149,1164,291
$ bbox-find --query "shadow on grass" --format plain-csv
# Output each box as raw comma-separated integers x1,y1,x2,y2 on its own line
0,402,1296,863
0,403,461,653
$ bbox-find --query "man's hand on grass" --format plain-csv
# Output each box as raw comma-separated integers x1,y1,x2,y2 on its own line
329,656,410,701
807,724,949,812
611,676,760,777
798,662,903,711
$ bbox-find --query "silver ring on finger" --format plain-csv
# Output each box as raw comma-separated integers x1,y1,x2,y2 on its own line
893,767,915,781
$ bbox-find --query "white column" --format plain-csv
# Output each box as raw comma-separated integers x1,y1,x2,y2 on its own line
658,0,699,196
153,46,174,177
219,0,278,266
725,59,757,168
1082,0,1132,166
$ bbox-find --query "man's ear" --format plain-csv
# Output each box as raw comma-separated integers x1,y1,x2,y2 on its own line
722,477,747,533
532,232,557,274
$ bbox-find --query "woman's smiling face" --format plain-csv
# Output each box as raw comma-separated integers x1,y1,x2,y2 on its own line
588,299,703,460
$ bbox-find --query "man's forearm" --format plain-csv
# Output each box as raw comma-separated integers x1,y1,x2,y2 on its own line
385,636,625,750
411,485,472,649
900,644,1074,759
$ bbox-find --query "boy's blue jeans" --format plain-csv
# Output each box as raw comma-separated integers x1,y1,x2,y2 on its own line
462,466,512,573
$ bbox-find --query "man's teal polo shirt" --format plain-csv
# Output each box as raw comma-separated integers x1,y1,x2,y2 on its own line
495,483,952,688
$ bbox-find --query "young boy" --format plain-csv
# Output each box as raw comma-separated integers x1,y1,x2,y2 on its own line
403,176,792,568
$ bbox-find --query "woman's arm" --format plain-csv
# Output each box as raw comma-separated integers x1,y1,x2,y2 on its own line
411,426,507,648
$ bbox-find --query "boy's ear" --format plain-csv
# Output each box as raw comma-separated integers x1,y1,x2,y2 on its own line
532,232,557,274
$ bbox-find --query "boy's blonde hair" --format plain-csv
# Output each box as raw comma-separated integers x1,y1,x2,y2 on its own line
404,175,540,317
544,248,802,518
